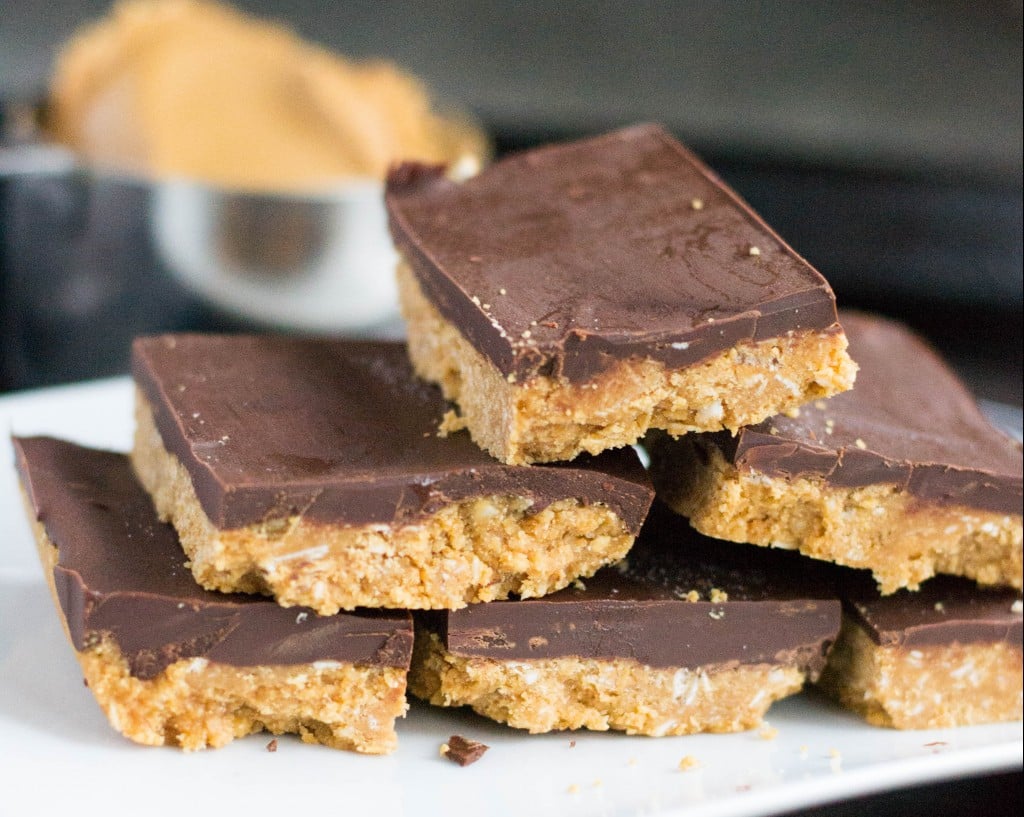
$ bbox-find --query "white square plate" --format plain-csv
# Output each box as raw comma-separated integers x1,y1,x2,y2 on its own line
1,378,1020,817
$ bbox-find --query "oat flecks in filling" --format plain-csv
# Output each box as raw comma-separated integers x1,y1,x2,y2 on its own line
386,124,856,463
130,335,655,612
649,311,1022,592
408,504,841,736
817,575,1023,728
13,436,414,754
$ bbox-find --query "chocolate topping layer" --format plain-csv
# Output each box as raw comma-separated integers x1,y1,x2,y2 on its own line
386,123,842,382
14,436,414,679
717,311,1023,514
428,503,840,671
843,574,1022,649
132,336,653,530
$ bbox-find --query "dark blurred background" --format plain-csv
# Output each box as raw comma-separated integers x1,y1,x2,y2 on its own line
0,3,1021,814
1,0,1021,404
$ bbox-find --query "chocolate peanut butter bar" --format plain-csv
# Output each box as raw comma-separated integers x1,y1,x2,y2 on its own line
14,436,413,753
818,575,1022,728
131,336,654,614
410,503,841,736
649,311,1023,593
385,124,856,464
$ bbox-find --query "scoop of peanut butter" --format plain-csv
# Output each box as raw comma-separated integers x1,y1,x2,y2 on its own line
48,0,485,191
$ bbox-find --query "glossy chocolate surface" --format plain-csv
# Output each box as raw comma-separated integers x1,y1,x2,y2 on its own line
429,503,841,671
132,336,653,530
843,575,1022,649
714,311,1022,513
386,124,841,382
14,436,413,680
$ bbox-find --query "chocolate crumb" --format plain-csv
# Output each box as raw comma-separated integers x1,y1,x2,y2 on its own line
569,740,577,748
82,678,89,687
443,735,489,766
266,739,278,752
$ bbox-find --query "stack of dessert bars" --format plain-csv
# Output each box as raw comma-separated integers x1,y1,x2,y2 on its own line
16,125,1021,753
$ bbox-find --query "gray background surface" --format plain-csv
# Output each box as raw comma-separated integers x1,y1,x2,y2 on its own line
3,0,1022,179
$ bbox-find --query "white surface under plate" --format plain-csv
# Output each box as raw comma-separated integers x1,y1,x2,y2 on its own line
0,378,1020,817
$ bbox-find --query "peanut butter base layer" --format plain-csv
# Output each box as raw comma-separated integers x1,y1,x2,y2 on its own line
653,440,1023,593
78,641,407,753
30,514,406,753
817,617,1023,729
409,632,805,736
398,261,857,464
132,395,636,614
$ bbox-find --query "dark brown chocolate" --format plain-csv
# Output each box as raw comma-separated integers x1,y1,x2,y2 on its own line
842,574,1022,649
710,311,1022,514
132,336,653,530
426,503,841,672
14,436,414,680
386,123,842,383
443,735,489,766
